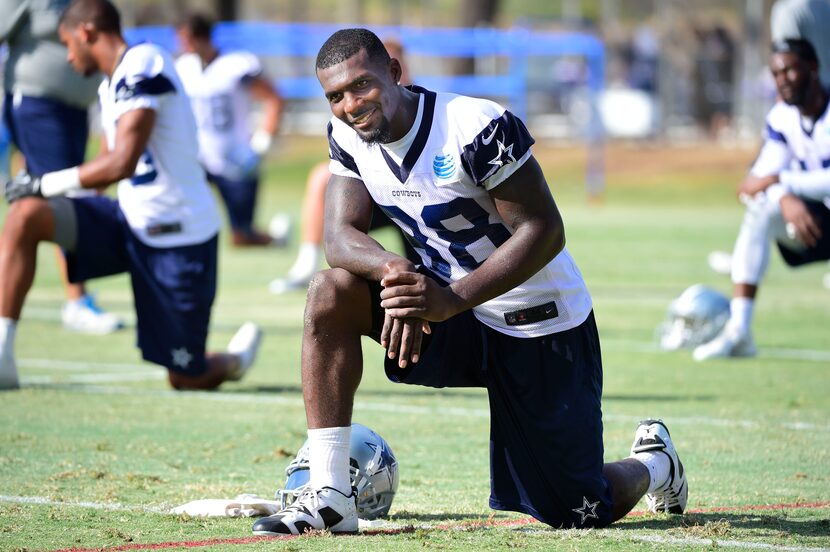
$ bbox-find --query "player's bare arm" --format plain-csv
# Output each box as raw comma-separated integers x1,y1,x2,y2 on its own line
247,75,284,136
380,155,564,322
738,173,779,198
324,172,429,366
78,108,156,188
324,173,408,280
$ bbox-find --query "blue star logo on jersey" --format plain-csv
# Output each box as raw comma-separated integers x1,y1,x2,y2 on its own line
488,139,515,169
433,153,456,179
572,496,600,524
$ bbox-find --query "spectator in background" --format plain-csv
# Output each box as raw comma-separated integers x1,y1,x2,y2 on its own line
268,37,418,294
693,25,735,139
175,13,288,247
1,0,123,334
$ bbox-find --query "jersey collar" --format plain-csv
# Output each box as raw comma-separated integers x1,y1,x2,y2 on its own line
379,85,436,184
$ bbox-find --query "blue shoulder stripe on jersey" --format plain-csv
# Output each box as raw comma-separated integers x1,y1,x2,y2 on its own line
765,123,787,144
327,122,361,176
460,110,535,187
798,159,807,170
822,158,830,169
115,73,176,102
379,85,437,184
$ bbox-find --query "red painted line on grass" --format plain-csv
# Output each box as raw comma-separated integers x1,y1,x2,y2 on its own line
49,500,830,552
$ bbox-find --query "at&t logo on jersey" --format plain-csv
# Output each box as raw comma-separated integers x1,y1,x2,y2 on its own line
433,153,456,179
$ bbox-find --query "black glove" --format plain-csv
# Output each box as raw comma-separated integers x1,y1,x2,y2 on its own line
4,171,42,203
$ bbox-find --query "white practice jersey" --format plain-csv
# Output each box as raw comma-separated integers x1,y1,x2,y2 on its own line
328,86,592,338
99,43,220,247
175,51,262,179
751,98,830,205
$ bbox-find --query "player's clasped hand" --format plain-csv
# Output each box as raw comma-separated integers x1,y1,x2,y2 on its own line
4,172,43,203
780,194,822,247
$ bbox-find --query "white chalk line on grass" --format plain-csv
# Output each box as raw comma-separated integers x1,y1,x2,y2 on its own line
23,372,165,384
0,494,167,514
19,358,153,372
602,340,830,362
46,384,830,433
1,495,827,552
515,529,830,552
626,534,829,552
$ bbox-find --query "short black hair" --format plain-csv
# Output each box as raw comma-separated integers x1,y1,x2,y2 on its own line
316,28,391,71
177,12,214,40
772,38,819,65
60,0,121,34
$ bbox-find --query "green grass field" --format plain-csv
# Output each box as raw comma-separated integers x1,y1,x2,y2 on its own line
1,139,828,551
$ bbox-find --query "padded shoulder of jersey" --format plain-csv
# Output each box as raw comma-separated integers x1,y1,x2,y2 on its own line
121,43,169,81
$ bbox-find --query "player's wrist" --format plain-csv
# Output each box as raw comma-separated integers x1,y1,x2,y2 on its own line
40,167,82,197
765,182,789,206
250,129,273,155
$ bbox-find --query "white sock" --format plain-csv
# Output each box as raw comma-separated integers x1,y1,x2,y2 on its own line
0,318,18,387
632,450,671,493
0,317,16,357
729,297,754,334
307,426,352,495
287,243,321,280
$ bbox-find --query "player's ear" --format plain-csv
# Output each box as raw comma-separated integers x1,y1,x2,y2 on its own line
80,22,96,43
389,58,402,85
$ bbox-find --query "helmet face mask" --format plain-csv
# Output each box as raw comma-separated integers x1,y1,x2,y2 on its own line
276,423,399,520
658,285,730,350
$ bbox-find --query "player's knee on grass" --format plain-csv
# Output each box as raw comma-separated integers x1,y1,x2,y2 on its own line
167,364,223,391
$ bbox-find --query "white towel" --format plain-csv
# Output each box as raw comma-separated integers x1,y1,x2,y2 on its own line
171,494,281,517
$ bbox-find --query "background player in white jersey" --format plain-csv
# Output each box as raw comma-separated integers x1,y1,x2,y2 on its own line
709,0,830,287
253,28,688,536
694,39,830,361
1,0,122,334
175,13,286,247
0,0,261,391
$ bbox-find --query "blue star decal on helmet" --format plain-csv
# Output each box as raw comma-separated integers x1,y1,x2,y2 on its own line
366,439,397,470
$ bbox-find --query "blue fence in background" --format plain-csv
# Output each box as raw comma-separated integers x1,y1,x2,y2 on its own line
126,22,605,122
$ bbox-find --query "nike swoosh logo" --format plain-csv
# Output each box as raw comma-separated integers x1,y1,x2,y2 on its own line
481,125,498,145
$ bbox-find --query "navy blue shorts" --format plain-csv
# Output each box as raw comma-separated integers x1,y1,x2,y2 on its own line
777,200,830,267
206,171,259,234
64,196,218,375
3,93,89,175
368,282,613,528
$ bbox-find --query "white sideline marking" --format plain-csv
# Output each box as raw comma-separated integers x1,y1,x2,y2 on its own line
0,495,826,552
517,528,829,552
23,372,164,384
602,340,830,362
0,494,167,514
624,533,827,552
50,385,830,433
19,358,152,372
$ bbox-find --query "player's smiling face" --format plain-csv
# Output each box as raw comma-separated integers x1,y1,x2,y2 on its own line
770,52,811,107
317,48,403,144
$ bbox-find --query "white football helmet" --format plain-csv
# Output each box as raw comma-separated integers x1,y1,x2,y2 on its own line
275,423,399,520
658,284,730,350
